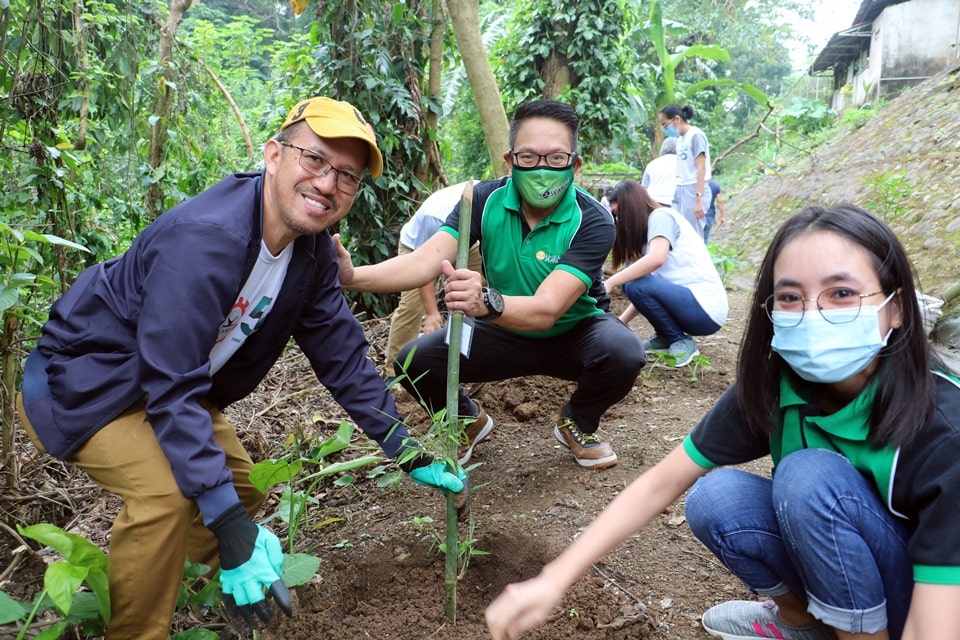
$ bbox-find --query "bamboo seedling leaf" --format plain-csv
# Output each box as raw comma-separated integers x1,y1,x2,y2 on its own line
249,457,303,492
316,454,383,478
313,420,355,458
33,621,69,640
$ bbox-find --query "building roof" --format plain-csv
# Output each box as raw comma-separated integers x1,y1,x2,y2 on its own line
808,0,910,74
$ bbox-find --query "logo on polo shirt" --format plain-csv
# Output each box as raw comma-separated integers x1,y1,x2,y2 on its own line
536,250,561,264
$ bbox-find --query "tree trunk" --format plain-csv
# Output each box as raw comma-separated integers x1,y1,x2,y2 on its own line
1,313,19,488
421,0,449,186
147,0,193,219
541,49,571,99
73,2,89,150
444,0,509,177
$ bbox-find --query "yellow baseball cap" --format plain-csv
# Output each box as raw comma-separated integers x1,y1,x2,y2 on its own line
280,97,383,178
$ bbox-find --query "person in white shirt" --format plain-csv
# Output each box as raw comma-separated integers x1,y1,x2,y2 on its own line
640,137,678,207
659,103,711,238
603,180,727,367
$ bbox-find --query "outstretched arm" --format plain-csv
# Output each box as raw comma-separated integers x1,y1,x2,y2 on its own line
442,262,587,334
485,445,708,639
604,237,670,292
335,230,456,294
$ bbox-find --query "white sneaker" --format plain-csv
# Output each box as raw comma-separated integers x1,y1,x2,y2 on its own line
701,600,836,640
667,337,699,367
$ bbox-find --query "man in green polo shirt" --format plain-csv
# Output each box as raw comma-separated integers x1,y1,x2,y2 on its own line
337,99,645,469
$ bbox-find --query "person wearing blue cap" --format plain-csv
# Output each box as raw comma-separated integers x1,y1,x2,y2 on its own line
16,95,464,639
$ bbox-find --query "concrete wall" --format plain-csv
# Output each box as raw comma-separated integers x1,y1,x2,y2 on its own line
869,0,959,100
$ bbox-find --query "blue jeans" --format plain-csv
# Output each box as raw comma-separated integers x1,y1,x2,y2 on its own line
703,214,715,242
685,449,913,637
621,275,721,343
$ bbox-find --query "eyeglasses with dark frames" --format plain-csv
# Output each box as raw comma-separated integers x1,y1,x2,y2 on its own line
278,140,363,195
763,287,887,328
510,151,576,169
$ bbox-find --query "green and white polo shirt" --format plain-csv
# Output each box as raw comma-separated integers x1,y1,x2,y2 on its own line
441,176,615,338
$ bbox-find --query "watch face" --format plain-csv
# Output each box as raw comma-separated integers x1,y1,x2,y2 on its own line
485,288,504,314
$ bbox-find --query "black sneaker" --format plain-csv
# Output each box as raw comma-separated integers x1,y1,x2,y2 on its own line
554,416,618,469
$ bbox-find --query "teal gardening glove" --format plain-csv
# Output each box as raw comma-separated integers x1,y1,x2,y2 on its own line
208,503,293,623
409,460,467,493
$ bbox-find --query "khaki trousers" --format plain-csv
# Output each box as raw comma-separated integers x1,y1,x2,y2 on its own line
385,241,483,377
17,395,265,640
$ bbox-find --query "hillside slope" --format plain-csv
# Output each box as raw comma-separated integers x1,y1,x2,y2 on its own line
714,59,960,366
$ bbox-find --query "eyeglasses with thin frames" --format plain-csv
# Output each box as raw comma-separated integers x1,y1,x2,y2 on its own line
278,140,363,195
763,287,888,328
510,151,576,169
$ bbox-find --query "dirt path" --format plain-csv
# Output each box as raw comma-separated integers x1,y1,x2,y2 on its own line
0,285,758,640
249,285,756,640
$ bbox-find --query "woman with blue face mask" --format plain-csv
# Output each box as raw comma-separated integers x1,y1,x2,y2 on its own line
486,203,960,640
658,103,711,239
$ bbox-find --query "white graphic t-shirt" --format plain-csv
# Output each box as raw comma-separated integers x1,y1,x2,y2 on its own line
208,240,293,374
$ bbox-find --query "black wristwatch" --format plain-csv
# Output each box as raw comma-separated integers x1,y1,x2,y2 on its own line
482,287,504,320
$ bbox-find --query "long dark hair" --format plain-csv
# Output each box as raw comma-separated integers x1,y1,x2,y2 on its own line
609,180,661,269
737,203,938,447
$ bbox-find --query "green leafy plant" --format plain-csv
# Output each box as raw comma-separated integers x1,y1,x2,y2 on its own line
170,558,223,640
249,419,384,555
641,351,712,382
685,353,712,382
778,97,837,135
401,515,436,533
708,242,743,287
4,523,111,640
1,224,91,487
432,517,488,580
389,184,480,623
839,102,882,130
2,526,294,640
647,0,770,111
863,168,913,221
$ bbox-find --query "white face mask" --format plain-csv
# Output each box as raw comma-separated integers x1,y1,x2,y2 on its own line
770,292,896,384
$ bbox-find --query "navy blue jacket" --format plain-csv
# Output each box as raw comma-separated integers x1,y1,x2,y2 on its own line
34,172,411,508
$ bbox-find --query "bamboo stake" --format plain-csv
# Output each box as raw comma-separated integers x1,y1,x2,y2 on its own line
443,179,474,622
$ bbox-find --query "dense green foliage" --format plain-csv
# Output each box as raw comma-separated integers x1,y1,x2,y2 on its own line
0,0,840,489
493,0,647,162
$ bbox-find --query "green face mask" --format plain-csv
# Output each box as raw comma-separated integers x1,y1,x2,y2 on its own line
511,165,575,209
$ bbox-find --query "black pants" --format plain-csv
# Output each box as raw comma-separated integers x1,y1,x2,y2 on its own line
396,313,645,432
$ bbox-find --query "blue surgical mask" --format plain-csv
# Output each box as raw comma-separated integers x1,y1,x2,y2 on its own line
511,165,574,209
664,125,680,138
770,293,896,384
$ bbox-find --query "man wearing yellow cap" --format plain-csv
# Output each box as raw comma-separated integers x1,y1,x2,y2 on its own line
16,96,464,639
